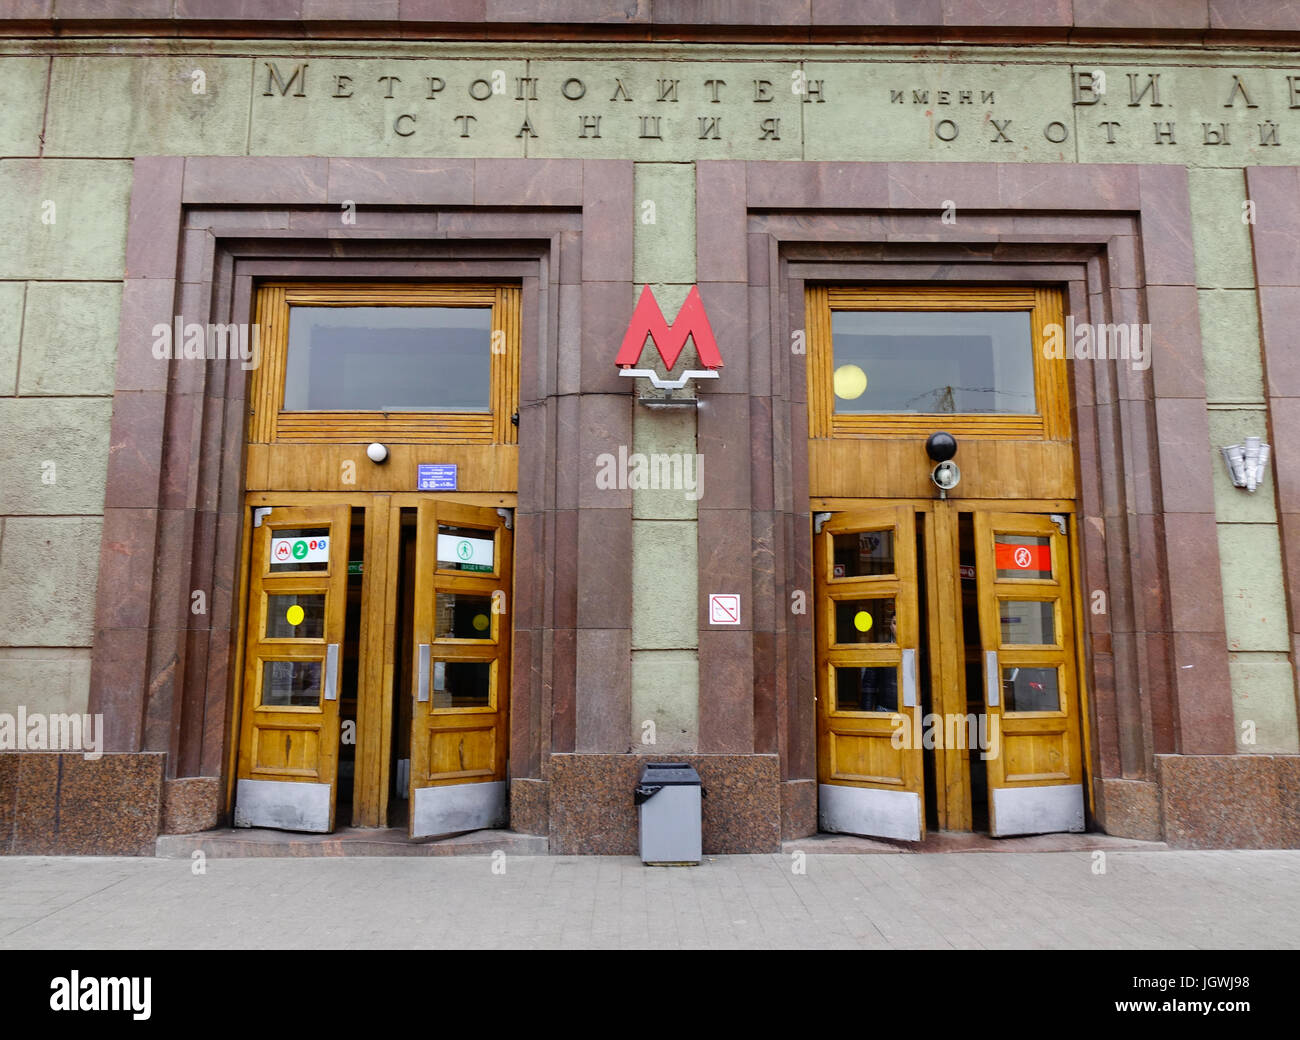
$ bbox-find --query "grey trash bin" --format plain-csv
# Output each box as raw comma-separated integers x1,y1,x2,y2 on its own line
635,762,704,865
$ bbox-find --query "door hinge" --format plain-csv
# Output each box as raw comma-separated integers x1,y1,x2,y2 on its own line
253,507,272,528
1049,514,1068,536
813,512,832,535
496,507,514,531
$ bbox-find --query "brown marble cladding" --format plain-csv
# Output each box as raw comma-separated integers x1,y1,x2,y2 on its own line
92,158,634,828
1157,754,1300,848
160,775,221,834
2,753,163,856
548,754,781,854
1094,777,1162,841
509,777,549,836
0,754,16,852
698,160,1234,808
780,778,817,840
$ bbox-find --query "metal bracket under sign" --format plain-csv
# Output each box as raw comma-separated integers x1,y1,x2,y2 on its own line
1049,514,1068,536
495,507,513,531
252,507,272,528
813,512,832,535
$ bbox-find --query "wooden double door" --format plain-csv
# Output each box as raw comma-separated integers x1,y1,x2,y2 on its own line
231,494,513,837
814,501,1087,840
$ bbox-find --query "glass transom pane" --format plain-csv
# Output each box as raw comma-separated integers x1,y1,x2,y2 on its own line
831,309,1035,414
284,306,492,412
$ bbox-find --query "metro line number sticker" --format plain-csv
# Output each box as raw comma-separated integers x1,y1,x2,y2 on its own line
271,536,329,564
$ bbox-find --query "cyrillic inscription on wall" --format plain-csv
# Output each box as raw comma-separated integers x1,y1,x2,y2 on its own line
249,58,1300,164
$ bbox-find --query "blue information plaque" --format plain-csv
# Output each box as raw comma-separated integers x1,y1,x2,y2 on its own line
417,463,458,491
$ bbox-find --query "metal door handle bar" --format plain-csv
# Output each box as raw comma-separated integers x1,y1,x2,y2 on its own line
985,650,999,708
417,644,431,703
325,644,339,702
901,648,917,708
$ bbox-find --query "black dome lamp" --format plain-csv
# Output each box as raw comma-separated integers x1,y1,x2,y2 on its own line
925,431,960,498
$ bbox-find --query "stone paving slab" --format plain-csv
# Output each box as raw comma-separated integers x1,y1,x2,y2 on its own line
1,850,1297,949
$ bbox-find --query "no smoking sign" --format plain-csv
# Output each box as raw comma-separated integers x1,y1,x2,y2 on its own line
709,593,741,625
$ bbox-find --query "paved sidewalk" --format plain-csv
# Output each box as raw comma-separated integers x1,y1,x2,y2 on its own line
1,850,1297,949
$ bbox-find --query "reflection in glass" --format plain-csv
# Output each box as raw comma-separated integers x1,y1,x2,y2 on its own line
995,534,1052,580
432,660,492,709
834,665,898,713
284,306,492,412
832,530,894,577
835,598,897,645
261,659,322,707
266,594,326,639
831,309,1035,414
999,600,1055,646
436,592,495,639
1002,666,1060,712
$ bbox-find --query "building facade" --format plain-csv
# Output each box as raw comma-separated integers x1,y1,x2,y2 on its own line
1,2,1298,854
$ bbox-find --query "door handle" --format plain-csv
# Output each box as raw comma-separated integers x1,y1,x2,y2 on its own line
417,643,431,703
985,650,1000,708
324,643,339,702
901,648,917,708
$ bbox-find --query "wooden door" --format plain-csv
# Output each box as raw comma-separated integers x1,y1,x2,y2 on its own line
235,503,351,832
409,500,513,838
972,511,1085,836
815,505,925,841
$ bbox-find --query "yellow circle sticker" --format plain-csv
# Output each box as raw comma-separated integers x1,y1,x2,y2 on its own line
472,613,490,632
854,610,873,633
833,364,868,401
285,604,305,627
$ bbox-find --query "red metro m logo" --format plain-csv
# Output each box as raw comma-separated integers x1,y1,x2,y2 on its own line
616,285,723,391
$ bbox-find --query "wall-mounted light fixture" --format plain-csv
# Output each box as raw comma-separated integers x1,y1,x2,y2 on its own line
926,431,960,499
1220,436,1270,492
366,442,389,464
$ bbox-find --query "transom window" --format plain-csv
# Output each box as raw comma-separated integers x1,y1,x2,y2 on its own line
250,283,520,444
807,286,1068,440
283,306,493,412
